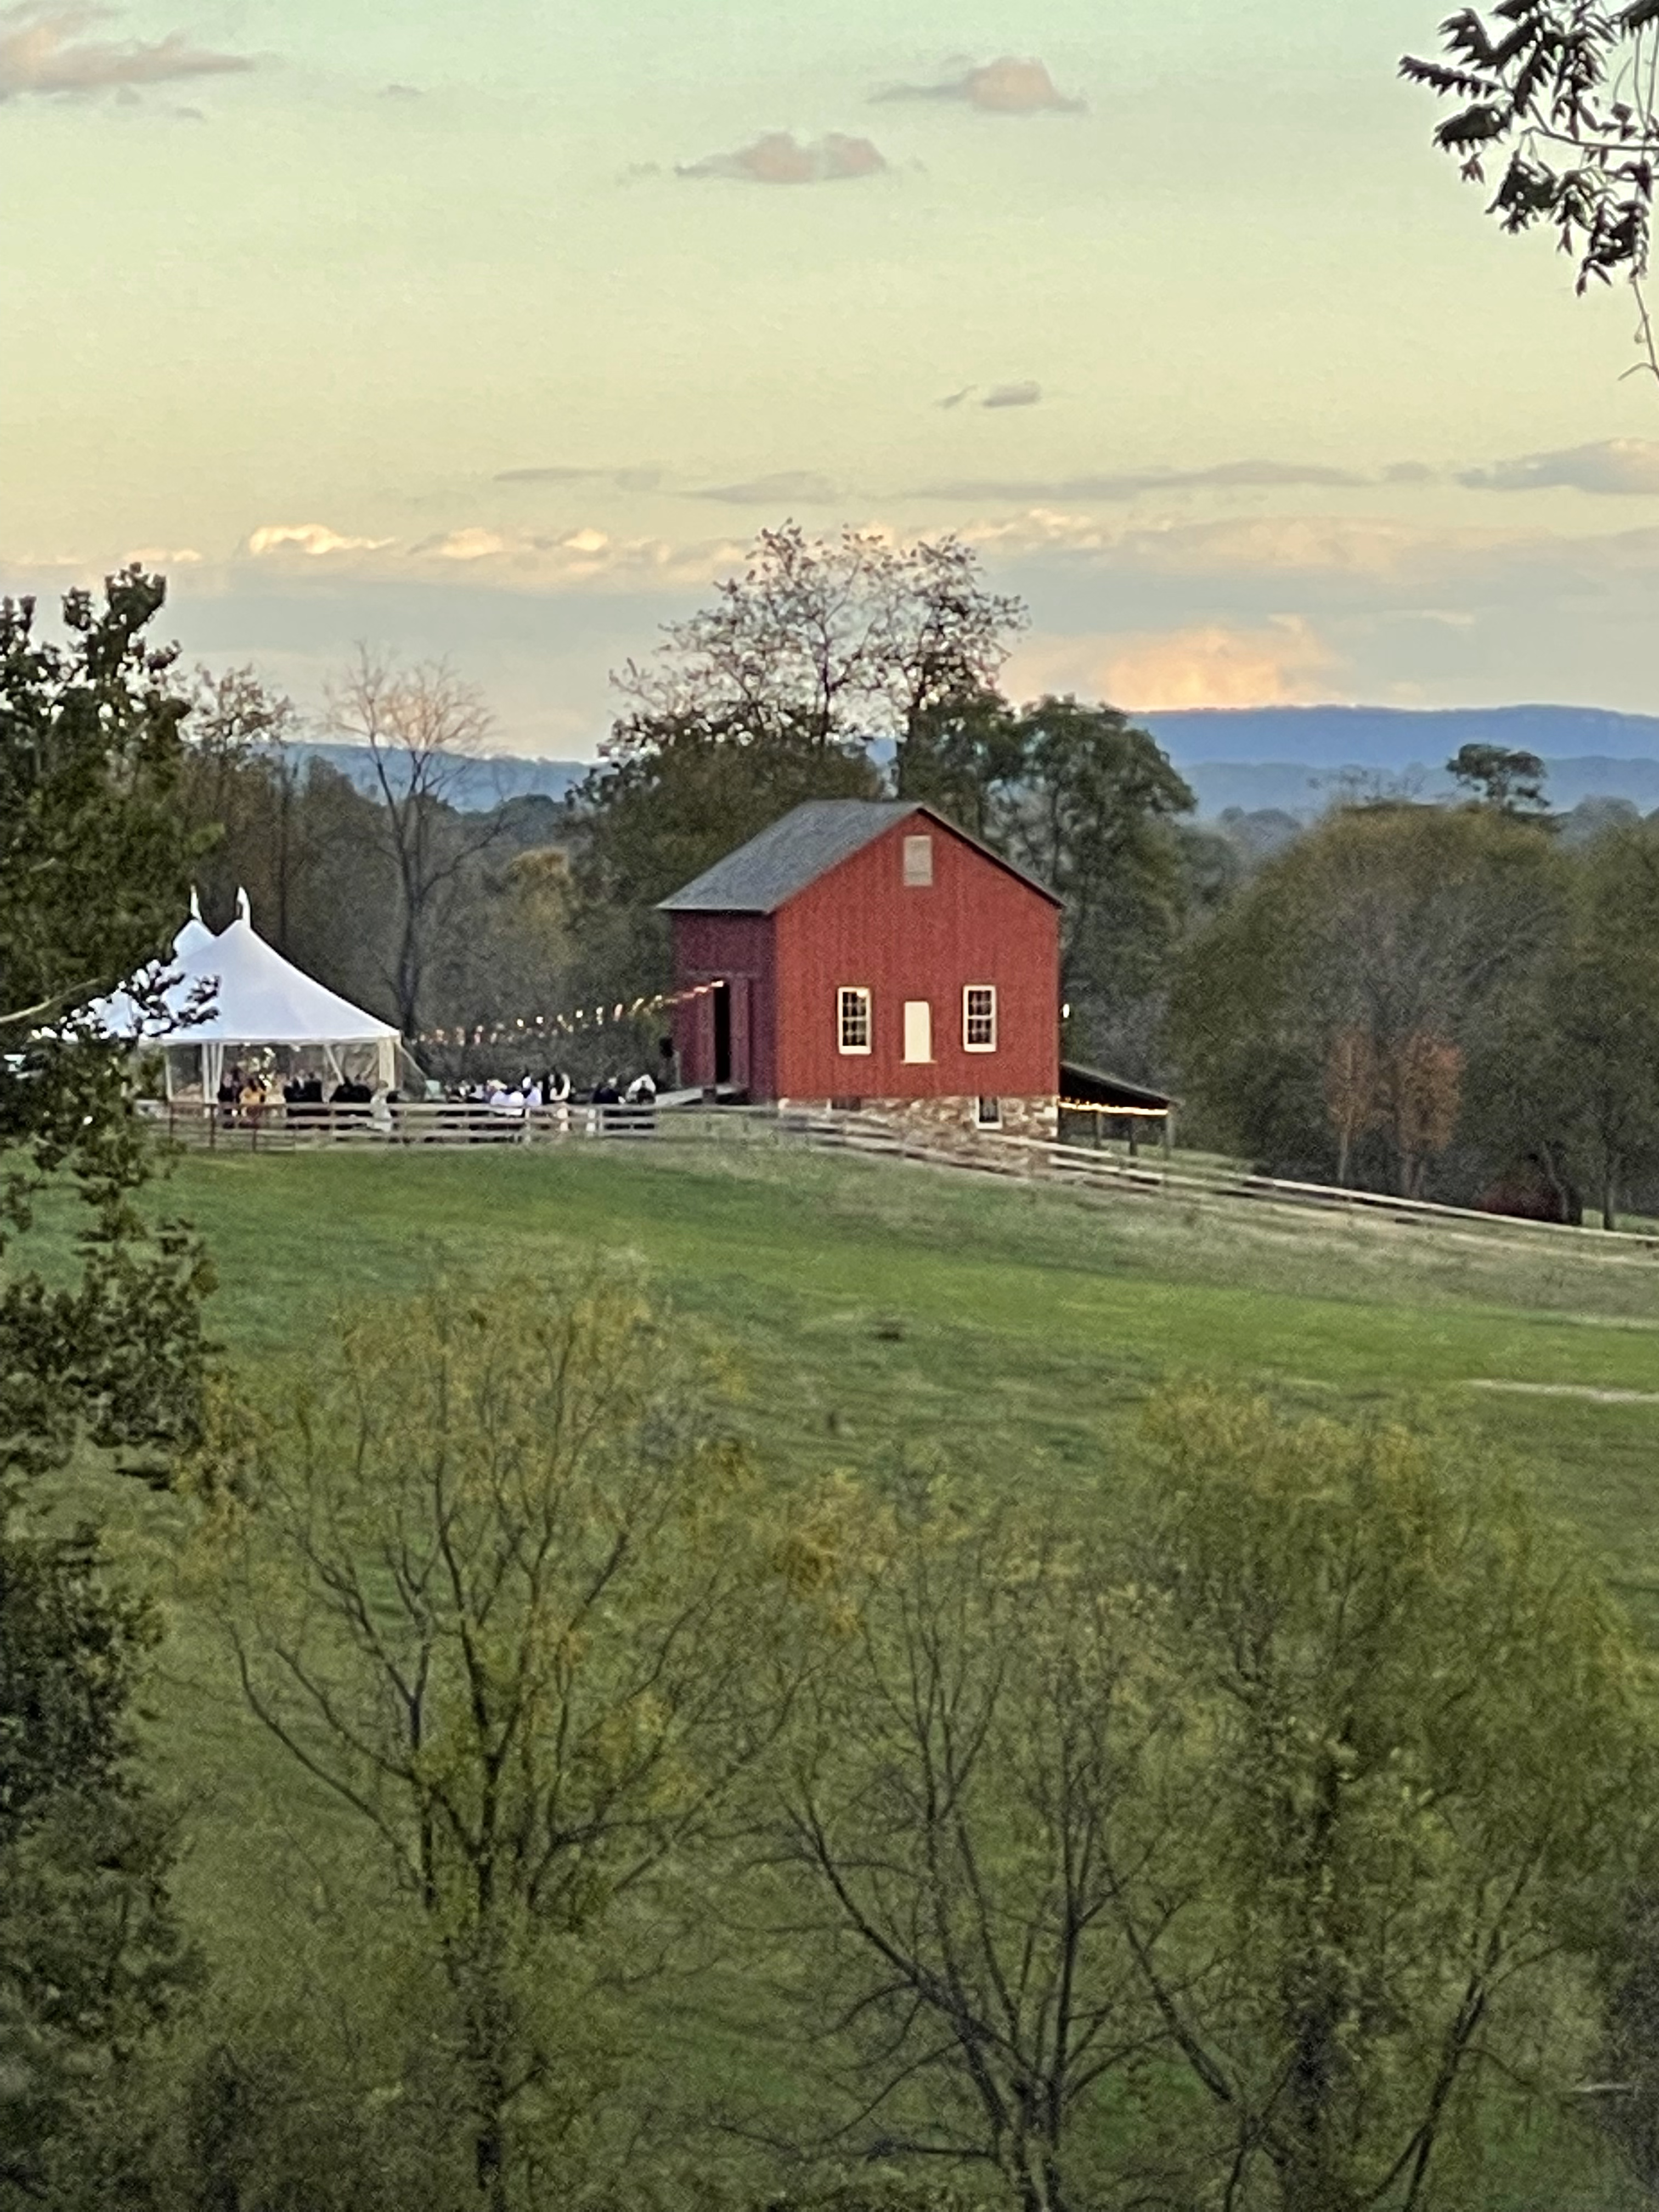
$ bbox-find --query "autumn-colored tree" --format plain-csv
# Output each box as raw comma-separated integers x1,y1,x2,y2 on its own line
1386,1029,1463,1198
1169,804,1557,1192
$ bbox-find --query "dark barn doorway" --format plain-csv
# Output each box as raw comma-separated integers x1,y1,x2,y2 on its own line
712,981,732,1085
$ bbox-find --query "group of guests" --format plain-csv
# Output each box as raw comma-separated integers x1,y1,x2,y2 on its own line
592,1071,660,1106
448,1070,573,1113
213,1066,375,1121
208,1059,667,1128
443,1068,661,1114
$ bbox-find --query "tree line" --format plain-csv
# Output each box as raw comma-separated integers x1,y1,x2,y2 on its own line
64,530,1658,1227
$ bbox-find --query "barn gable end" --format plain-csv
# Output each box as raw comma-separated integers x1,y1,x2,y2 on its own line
661,802,1060,1132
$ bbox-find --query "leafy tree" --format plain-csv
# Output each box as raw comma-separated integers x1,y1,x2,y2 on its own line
1402,3,1659,369
1544,822,1659,1226
990,698,1195,1074
1389,1029,1464,1198
1121,1389,1650,2212
174,664,352,960
565,707,881,1004
891,687,1026,837
0,1526,199,2203
1447,742,1549,817
0,568,213,1486
201,1268,836,2211
568,529,1023,1008
1169,804,1559,1190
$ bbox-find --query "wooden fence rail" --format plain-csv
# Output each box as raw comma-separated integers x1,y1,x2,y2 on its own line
136,1098,1659,1256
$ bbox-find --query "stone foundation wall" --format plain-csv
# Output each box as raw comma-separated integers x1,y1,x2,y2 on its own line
780,1094,1059,1142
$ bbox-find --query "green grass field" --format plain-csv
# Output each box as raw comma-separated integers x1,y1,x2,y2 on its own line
36,1136,1659,2207
145,1136,1659,1607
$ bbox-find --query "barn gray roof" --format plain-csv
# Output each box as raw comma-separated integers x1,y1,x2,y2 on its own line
658,799,1058,914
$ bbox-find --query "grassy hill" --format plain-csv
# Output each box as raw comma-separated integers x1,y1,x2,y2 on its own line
144,1138,1659,1584
52,1137,1659,2207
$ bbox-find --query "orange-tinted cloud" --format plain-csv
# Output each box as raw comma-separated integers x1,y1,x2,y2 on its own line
0,2,252,98
678,131,885,185
875,56,1083,114
246,523,393,559
1012,618,1340,711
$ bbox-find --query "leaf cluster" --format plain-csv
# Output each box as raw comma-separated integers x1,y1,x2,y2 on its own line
1402,2,1659,333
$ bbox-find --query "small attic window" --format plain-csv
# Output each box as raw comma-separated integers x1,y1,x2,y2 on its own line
902,833,933,888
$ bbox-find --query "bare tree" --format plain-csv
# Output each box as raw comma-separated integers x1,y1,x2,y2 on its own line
1324,1028,1384,1188
753,1499,1183,2212
614,524,1025,768
328,651,501,1039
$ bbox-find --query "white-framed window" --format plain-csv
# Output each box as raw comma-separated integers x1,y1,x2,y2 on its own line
902,1000,933,1063
976,1096,1002,1127
902,833,934,888
838,986,872,1055
963,984,997,1052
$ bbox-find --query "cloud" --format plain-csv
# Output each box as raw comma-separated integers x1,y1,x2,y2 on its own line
381,82,420,99
874,55,1084,114
1012,617,1340,712
246,523,394,559
981,381,1041,410
393,523,751,589
494,464,663,491
692,470,840,506
918,459,1374,503
677,131,886,185
414,528,510,562
127,544,201,566
0,3,253,99
1459,438,1659,495
1113,515,1438,580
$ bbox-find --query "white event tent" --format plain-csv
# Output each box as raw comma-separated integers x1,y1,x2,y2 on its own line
92,889,400,1102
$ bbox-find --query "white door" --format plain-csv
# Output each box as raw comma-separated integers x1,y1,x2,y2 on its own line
902,1000,932,1063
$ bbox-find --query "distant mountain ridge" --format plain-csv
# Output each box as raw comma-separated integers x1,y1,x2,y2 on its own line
284,704,1659,821
1132,705,1659,819
1133,703,1659,769
284,742,586,811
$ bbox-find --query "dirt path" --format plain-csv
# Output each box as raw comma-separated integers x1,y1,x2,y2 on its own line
1466,1379,1659,1407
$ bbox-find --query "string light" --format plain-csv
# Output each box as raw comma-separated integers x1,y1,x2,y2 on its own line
415,980,718,1052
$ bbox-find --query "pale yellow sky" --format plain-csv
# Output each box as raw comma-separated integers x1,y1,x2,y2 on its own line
5,0,1659,751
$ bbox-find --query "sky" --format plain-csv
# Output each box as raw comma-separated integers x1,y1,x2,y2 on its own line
5,0,1659,756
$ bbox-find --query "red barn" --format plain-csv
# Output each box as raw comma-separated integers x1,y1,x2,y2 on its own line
659,800,1061,1136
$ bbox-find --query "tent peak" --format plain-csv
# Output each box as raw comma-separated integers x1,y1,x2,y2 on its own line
189,885,203,923
235,886,251,924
